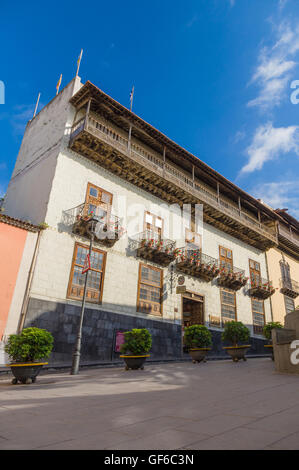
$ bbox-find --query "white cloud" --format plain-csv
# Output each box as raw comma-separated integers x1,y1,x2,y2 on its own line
248,22,299,110
252,180,299,219
241,122,299,174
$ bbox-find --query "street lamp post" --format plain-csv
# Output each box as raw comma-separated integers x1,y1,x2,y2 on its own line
70,223,95,375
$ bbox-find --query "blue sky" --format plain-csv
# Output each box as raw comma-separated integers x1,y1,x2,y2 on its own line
0,0,298,217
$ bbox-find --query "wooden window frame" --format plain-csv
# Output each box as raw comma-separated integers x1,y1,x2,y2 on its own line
220,288,237,323
67,242,107,304
143,211,164,238
284,295,295,315
249,259,261,287
219,246,233,271
185,228,202,250
251,297,265,335
84,182,113,218
137,263,163,317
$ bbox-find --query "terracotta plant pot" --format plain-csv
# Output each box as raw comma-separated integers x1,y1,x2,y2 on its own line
223,345,251,362
119,355,150,370
7,362,48,384
189,348,211,364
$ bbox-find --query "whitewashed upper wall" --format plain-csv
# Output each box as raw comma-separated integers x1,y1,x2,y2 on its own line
4,77,82,224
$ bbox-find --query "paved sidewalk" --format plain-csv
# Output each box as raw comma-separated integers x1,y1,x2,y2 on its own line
0,358,299,450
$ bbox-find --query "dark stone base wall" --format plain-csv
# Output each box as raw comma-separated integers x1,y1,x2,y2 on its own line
208,329,267,357
25,297,268,364
25,298,182,364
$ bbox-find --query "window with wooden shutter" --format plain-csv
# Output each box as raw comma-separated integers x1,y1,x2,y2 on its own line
67,243,106,303
85,183,113,220
249,259,261,287
284,296,295,315
220,288,237,322
185,228,201,251
144,211,163,238
251,298,265,335
137,263,163,316
219,246,233,272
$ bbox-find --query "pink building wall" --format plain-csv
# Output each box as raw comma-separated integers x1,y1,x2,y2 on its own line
0,222,28,339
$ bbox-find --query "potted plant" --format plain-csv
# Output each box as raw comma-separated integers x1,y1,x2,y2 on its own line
222,321,251,362
263,321,283,360
120,328,152,370
5,327,54,384
184,325,212,363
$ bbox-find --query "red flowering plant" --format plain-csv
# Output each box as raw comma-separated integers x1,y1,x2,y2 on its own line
173,248,182,259
156,240,164,251
147,238,155,248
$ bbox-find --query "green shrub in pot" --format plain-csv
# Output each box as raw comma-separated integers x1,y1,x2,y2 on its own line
5,327,54,384
221,321,250,346
5,327,54,363
184,325,212,349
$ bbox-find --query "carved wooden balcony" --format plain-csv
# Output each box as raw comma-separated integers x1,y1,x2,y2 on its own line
218,263,248,291
175,248,219,281
248,277,275,299
132,231,176,266
280,278,299,299
63,203,123,247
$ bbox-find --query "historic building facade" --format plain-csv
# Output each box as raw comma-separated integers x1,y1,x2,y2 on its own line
265,209,299,325
3,77,282,363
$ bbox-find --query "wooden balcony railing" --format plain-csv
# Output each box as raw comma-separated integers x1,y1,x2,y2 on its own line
69,114,277,246
218,262,248,291
278,225,299,249
280,278,299,299
248,277,275,299
63,203,123,246
175,248,219,281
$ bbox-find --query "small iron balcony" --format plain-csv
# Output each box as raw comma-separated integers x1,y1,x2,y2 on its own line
175,248,219,281
132,230,176,266
218,262,248,291
63,203,123,247
280,278,299,299
248,277,275,299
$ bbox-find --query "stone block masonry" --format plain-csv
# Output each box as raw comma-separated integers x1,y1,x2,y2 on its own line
25,297,182,364
25,297,267,364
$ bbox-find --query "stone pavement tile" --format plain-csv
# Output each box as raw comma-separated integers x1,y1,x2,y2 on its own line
245,410,299,436
174,413,257,436
105,429,208,450
183,427,283,450
35,430,134,450
266,431,299,450
228,400,299,419
115,416,198,439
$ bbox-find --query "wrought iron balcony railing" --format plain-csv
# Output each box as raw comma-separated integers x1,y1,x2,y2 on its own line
248,277,275,299
63,203,123,247
218,262,248,291
175,248,219,281
131,230,176,266
280,278,299,299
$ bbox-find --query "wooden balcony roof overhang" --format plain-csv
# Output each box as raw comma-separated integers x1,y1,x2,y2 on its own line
70,81,279,225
